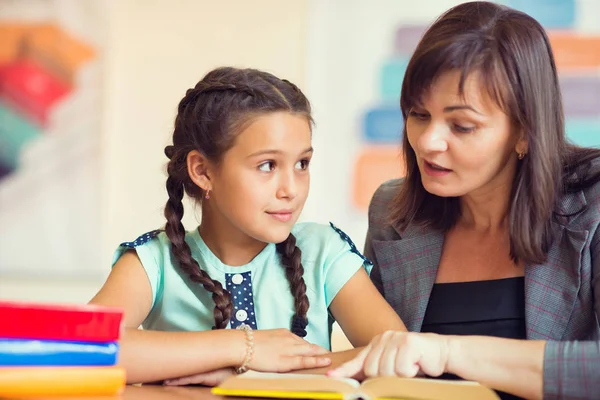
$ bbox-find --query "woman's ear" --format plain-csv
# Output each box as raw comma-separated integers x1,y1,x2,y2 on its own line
187,150,213,191
515,131,528,156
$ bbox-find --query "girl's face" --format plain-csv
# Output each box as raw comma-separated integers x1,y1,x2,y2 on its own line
196,112,312,245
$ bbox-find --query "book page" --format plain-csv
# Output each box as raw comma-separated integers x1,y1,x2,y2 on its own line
360,377,500,400
218,371,360,394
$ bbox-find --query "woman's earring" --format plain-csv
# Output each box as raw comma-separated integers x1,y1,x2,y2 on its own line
204,189,211,200
517,151,526,160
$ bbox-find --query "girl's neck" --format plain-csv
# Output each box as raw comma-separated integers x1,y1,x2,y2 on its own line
198,212,267,267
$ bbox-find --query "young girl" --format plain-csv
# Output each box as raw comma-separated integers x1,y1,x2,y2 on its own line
90,67,405,385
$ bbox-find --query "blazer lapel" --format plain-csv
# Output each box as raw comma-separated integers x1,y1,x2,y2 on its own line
525,189,588,340
372,227,443,332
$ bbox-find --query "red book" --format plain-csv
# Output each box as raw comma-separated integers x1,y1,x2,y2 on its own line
0,301,123,342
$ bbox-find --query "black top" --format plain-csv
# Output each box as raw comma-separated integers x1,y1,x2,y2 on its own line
421,277,526,400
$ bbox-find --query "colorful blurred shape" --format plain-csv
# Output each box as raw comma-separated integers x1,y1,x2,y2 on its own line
0,60,72,126
0,24,28,65
381,57,408,102
363,106,404,144
21,23,96,83
560,75,600,118
0,161,13,181
394,25,426,56
549,33,600,71
0,103,41,170
353,146,405,210
508,0,576,29
566,119,600,148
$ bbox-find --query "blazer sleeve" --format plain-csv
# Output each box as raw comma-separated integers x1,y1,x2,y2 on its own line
542,225,600,399
364,180,399,297
364,229,384,296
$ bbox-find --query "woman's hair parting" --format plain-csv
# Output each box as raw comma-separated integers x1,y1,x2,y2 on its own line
163,67,312,336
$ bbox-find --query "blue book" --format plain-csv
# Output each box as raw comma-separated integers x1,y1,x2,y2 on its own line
0,339,118,366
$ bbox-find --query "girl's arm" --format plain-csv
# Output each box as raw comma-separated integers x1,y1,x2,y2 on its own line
300,268,407,373
90,251,330,384
329,268,407,346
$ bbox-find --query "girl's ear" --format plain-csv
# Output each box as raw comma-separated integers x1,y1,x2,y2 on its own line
187,150,213,191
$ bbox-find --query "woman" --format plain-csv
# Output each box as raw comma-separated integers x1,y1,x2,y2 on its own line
329,2,600,400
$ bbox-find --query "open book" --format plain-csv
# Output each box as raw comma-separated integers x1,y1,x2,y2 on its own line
212,371,500,400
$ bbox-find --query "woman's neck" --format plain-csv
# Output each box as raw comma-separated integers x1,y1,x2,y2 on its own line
459,180,512,232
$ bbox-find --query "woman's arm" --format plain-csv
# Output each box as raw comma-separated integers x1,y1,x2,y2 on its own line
91,251,330,384
451,335,600,399
538,224,600,399
328,331,546,399
447,335,545,399
329,330,600,399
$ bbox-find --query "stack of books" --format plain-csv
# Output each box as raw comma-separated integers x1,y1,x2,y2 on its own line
0,300,126,397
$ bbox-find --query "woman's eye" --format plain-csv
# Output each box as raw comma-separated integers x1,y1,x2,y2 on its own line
408,110,430,121
453,124,476,134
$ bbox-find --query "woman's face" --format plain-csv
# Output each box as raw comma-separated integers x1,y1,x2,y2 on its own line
406,70,527,198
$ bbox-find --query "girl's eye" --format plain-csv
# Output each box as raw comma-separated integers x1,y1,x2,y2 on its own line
295,159,310,170
258,161,275,172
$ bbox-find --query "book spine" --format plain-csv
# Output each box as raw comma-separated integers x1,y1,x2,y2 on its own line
0,366,126,397
0,339,118,366
0,308,123,342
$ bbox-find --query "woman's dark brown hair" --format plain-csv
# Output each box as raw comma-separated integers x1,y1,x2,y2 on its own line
392,1,600,264
164,67,312,336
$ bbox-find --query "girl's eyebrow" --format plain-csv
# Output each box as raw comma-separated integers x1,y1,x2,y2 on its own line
246,147,313,158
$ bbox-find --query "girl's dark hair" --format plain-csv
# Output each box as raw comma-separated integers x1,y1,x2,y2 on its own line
164,67,312,336
392,1,600,264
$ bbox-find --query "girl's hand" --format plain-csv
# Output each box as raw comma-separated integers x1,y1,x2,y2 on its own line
163,368,235,387
163,328,331,386
249,329,332,372
327,331,450,379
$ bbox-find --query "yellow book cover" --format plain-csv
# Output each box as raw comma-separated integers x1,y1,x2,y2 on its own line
0,366,126,398
212,371,500,400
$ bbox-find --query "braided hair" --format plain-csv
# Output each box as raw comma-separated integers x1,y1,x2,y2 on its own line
164,67,311,335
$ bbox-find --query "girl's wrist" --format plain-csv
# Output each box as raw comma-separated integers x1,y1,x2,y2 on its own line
220,328,248,367
235,324,254,374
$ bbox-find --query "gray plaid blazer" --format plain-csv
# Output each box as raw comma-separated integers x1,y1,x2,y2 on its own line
365,179,600,400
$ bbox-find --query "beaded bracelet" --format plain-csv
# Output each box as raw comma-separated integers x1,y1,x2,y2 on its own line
236,323,254,374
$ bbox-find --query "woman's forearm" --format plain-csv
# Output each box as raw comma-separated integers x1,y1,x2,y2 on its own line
447,336,546,400
118,328,245,384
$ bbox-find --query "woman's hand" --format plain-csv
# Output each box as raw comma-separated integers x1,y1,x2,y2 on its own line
249,328,332,372
327,331,450,379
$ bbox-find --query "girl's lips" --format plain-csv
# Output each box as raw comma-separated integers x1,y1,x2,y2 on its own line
267,212,293,222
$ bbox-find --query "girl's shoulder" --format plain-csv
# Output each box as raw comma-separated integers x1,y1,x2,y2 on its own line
113,229,200,267
291,222,371,267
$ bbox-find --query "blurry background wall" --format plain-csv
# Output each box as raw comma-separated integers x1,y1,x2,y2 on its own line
1,0,598,349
